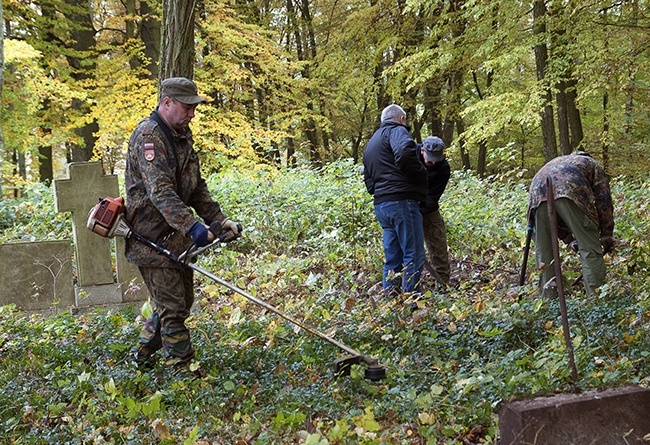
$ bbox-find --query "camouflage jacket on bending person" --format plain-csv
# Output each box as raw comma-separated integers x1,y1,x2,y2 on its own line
124,110,226,268
528,151,614,238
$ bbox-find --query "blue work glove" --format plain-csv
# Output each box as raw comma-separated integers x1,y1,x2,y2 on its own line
186,222,211,247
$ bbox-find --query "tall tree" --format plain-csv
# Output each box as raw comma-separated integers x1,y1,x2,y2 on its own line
161,0,196,79
533,0,557,162
66,0,99,162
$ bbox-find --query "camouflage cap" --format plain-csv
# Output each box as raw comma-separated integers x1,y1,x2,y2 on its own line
160,77,206,104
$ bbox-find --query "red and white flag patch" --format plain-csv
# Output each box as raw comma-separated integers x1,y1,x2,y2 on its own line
144,142,155,161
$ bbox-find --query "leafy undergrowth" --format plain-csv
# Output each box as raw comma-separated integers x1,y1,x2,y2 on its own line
1,161,649,444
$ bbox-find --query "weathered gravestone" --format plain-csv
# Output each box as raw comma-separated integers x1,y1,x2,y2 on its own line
0,241,74,311
52,162,147,306
499,385,650,445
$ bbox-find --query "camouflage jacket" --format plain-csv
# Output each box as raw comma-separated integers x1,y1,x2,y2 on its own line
125,110,226,268
528,152,614,238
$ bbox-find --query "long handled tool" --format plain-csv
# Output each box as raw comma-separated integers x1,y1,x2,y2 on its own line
519,208,535,286
546,178,579,387
87,197,387,381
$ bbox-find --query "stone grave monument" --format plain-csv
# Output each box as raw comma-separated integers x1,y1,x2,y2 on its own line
0,161,147,311
53,162,147,306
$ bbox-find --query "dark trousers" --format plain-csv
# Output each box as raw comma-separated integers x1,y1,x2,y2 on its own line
422,209,450,285
134,266,195,365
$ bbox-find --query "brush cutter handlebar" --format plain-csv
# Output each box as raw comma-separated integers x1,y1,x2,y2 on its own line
177,221,243,264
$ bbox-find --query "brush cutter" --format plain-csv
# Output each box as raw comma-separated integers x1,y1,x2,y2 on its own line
87,196,387,381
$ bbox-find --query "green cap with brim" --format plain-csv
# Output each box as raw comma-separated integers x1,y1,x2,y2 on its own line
160,77,206,104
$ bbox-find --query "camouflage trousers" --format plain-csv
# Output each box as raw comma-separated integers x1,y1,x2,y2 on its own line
133,266,196,366
422,209,450,285
534,198,605,297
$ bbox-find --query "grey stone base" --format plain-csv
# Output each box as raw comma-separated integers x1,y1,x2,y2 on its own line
75,284,123,307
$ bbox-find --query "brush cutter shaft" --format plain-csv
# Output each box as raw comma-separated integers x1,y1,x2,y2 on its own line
189,263,363,358
86,203,375,368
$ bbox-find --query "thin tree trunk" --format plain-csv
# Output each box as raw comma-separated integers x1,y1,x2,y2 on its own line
566,80,583,148
556,81,571,155
533,0,557,162
39,144,53,185
473,69,492,176
602,92,610,171
456,119,470,170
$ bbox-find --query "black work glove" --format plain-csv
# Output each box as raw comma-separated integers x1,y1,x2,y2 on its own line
186,222,211,247
601,236,615,254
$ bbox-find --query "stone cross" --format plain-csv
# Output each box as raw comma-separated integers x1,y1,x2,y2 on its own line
52,162,146,303
54,162,118,286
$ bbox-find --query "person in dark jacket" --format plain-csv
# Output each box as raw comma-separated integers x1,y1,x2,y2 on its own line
363,104,428,298
418,136,451,286
528,151,615,297
125,77,241,371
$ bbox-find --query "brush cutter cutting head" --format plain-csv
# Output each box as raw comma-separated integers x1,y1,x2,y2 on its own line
87,196,132,238
332,354,387,381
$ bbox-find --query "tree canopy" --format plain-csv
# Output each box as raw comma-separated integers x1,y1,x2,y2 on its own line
2,0,650,191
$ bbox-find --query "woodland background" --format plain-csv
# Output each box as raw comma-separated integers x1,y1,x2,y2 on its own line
1,1,650,444
2,0,650,191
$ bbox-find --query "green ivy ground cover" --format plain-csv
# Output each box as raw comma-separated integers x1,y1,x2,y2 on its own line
1,160,649,444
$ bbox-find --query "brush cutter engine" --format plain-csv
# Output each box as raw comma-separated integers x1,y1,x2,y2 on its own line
87,196,132,238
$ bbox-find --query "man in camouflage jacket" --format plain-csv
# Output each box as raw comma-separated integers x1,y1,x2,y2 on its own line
528,151,614,297
126,77,240,370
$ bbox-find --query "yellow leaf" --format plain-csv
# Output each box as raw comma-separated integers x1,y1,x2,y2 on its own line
418,412,435,425
228,307,242,327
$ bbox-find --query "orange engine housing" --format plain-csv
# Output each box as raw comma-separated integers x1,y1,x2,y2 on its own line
87,196,126,237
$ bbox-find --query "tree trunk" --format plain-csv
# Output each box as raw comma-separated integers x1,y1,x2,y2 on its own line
287,137,297,167
533,0,557,162
38,145,53,185
423,84,443,138
473,69,492,177
140,0,161,79
556,81,571,155
456,119,471,170
161,0,197,79
602,92,610,171
566,80,583,148
66,0,98,162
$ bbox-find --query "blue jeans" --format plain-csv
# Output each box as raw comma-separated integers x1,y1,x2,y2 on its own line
374,200,425,296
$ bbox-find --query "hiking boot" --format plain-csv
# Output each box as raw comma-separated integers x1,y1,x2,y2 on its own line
130,348,156,369
169,360,203,380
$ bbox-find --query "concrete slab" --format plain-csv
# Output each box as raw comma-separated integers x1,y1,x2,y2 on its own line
499,385,650,445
